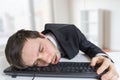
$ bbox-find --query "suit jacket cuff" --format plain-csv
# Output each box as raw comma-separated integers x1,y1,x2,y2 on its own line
95,53,114,63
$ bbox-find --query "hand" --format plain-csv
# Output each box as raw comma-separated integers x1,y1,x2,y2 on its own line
91,56,119,80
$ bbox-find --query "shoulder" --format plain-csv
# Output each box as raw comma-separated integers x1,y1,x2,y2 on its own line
45,23,77,30
42,23,80,35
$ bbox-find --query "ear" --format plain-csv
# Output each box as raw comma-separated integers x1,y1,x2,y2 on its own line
39,32,46,38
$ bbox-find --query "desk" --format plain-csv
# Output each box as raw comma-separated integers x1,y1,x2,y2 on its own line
0,52,120,80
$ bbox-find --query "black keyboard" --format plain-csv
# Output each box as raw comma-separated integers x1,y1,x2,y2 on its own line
4,62,106,79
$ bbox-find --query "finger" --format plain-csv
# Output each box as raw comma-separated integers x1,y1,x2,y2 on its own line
91,56,105,67
101,69,112,80
111,68,119,80
97,59,110,74
111,75,119,80
90,57,98,67
101,70,119,80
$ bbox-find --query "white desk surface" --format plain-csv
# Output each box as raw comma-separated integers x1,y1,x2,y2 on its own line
0,52,120,80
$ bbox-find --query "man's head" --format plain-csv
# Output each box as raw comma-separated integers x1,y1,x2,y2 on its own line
5,29,61,69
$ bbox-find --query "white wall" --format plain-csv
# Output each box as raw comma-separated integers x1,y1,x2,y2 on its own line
34,0,53,31
52,0,71,23
70,0,120,51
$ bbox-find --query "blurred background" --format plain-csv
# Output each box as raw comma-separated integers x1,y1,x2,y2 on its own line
0,0,120,56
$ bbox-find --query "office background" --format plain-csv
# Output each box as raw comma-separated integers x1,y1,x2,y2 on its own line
0,0,120,56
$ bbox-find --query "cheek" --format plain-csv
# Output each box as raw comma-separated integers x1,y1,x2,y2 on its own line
45,50,54,58
44,47,56,61
45,44,56,55
44,40,58,58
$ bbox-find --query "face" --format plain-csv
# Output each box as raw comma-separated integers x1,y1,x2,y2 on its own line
21,35,61,67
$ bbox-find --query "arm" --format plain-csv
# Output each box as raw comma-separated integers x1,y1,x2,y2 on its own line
74,25,119,80
75,25,105,58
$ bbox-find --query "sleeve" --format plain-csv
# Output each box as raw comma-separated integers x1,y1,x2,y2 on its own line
74,25,106,58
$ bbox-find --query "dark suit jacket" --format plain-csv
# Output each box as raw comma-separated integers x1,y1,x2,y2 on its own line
42,24,105,59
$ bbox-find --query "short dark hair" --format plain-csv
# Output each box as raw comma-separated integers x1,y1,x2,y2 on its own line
5,29,41,69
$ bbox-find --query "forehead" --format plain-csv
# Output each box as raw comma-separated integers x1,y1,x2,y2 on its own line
22,38,40,66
